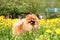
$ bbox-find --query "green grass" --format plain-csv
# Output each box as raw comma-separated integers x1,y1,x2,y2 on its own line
0,26,60,40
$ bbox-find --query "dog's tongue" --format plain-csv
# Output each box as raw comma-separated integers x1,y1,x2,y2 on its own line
30,22,33,24
30,21,35,25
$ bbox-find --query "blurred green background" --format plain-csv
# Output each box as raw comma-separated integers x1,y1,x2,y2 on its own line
0,0,60,18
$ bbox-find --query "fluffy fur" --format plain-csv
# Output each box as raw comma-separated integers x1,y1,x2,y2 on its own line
13,14,39,35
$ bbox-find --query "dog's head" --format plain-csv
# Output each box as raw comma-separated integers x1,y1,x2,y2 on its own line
25,14,38,25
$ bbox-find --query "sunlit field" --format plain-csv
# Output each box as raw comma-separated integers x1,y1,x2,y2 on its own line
0,16,60,40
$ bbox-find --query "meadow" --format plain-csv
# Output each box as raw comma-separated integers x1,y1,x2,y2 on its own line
0,16,60,40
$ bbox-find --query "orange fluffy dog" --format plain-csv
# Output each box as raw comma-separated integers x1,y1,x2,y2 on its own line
13,14,39,35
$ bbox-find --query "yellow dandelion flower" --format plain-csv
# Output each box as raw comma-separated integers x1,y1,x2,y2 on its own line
46,29,52,33
55,28,60,34
0,16,4,18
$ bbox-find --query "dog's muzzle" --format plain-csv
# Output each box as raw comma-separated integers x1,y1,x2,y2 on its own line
29,19,35,25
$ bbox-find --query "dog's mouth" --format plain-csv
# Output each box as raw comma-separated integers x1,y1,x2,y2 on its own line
29,19,35,25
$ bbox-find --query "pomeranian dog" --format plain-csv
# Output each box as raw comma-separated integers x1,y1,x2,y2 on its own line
13,14,39,35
